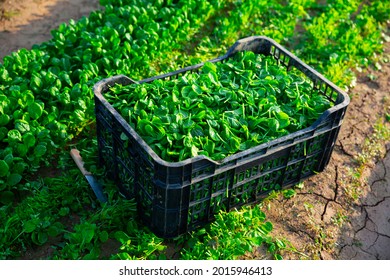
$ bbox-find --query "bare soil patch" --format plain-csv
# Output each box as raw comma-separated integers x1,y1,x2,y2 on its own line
0,0,101,60
262,44,390,260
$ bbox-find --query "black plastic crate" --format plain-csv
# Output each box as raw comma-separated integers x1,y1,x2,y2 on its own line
93,36,350,238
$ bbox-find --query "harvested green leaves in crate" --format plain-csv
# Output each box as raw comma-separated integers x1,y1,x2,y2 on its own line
106,51,333,162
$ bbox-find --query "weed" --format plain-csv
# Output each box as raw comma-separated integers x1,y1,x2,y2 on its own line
356,118,390,166
0,8,20,21
179,205,286,260
303,202,314,214
331,211,349,227
343,167,366,202
113,227,166,260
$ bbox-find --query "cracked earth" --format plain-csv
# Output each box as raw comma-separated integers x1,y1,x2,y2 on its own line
338,144,390,260
260,44,390,260
1,0,389,260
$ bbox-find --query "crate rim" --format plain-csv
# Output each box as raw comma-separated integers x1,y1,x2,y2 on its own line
93,36,350,168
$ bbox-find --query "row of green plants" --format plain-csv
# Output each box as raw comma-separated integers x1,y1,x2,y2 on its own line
0,0,389,259
1,0,230,200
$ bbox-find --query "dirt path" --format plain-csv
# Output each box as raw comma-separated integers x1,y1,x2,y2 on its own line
1,0,389,260
0,0,100,59
339,146,390,259
336,66,390,259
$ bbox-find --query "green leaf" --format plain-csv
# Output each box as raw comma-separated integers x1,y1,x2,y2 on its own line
145,124,154,136
202,62,217,74
0,190,14,204
7,173,22,186
8,129,22,142
114,231,130,244
0,68,10,82
191,84,203,95
277,111,290,129
30,74,43,89
12,162,26,175
59,207,70,216
0,127,8,141
44,111,58,124
28,102,44,119
0,180,6,191
99,231,109,243
34,144,47,157
268,243,276,253
261,221,273,233
0,114,10,126
37,231,48,245
251,236,264,246
204,141,215,154
81,223,96,244
208,127,220,142
48,222,64,237
283,189,296,199
191,145,199,157
229,137,240,152
16,143,29,157
83,247,100,260
15,120,30,133
274,253,283,260
13,109,23,120
23,133,36,147
268,118,279,132
116,252,133,260
60,57,71,71
208,71,219,85
0,160,9,177
60,72,73,87
120,132,129,141
37,128,50,139
275,238,286,249
24,219,39,233
193,110,206,121
4,153,13,165
73,109,85,122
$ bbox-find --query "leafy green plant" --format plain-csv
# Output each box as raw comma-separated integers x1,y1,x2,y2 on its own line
23,216,64,246
113,223,166,260
0,0,226,202
0,158,95,258
50,188,138,260
180,205,285,260
108,51,332,162
55,221,102,260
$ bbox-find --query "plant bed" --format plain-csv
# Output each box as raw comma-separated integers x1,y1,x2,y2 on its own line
93,36,350,238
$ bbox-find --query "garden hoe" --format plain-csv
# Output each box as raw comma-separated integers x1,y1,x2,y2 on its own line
70,148,108,203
